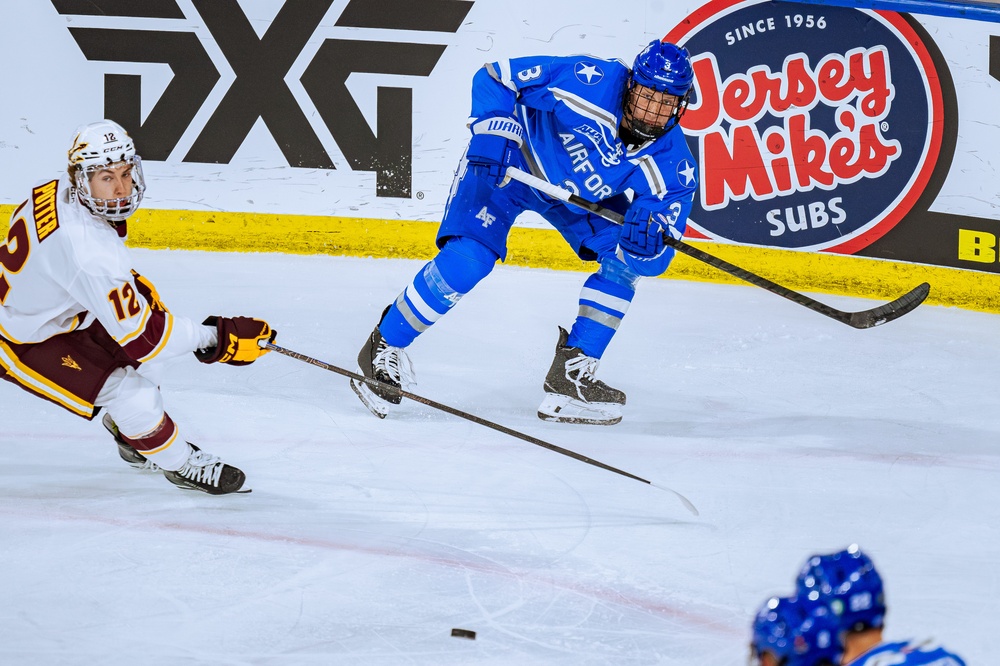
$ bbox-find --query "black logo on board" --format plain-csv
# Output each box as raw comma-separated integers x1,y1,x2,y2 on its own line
52,0,475,198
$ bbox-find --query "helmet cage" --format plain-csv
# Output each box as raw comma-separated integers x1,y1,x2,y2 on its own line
72,155,146,223
623,77,691,140
623,40,695,141
67,119,145,224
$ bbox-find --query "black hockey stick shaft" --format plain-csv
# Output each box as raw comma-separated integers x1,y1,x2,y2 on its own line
262,341,698,515
502,167,930,329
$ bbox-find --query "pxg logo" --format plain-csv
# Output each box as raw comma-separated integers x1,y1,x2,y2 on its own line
52,0,475,199
668,0,945,253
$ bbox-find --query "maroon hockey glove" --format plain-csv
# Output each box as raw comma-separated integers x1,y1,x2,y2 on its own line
195,316,276,366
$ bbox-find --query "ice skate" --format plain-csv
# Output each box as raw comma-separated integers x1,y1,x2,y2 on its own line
162,443,248,495
537,327,626,425
350,311,415,418
102,412,159,472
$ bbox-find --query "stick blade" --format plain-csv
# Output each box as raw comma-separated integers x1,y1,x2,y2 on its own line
846,282,930,329
650,482,700,517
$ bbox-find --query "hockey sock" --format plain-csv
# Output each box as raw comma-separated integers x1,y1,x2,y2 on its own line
120,413,190,471
567,260,638,359
379,237,499,347
97,366,190,471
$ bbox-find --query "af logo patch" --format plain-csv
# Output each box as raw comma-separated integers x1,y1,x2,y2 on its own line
668,0,946,253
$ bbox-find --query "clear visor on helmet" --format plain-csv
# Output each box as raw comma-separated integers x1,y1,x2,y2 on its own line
73,155,146,223
622,80,690,141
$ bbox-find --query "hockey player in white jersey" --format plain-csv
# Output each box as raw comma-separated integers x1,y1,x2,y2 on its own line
351,39,698,425
794,546,966,666
0,120,275,495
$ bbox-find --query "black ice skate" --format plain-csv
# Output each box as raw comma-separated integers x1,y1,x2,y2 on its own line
537,327,626,425
162,443,248,495
101,412,159,472
350,308,415,418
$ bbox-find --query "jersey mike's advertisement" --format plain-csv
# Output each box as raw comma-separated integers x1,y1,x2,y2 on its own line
670,0,949,255
668,0,995,278
2,1,1000,304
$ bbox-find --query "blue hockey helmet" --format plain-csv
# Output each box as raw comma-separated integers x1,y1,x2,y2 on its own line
750,596,843,666
622,40,694,141
795,545,886,633
632,39,694,95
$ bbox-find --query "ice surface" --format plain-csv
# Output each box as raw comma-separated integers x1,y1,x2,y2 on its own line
1,250,994,664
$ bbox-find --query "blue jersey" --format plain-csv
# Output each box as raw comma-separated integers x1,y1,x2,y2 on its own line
850,640,966,666
471,54,697,227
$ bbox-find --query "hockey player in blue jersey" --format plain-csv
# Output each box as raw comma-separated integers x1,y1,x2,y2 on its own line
794,545,966,666
351,39,698,425
749,595,843,666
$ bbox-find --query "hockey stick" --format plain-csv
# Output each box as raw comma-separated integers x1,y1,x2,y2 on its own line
261,341,698,516
502,167,930,329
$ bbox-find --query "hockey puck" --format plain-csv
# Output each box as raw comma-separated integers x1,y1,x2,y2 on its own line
451,628,476,640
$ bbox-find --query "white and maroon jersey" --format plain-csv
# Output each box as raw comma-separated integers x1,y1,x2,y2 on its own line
0,174,215,361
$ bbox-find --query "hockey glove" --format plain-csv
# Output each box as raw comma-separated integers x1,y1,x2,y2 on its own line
618,206,669,258
195,316,276,366
466,115,524,184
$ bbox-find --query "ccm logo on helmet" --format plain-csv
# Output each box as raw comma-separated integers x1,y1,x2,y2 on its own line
667,0,946,254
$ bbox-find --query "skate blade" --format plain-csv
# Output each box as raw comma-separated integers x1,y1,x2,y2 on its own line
125,459,160,473
537,393,623,426
165,479,252,495
350,378,389,419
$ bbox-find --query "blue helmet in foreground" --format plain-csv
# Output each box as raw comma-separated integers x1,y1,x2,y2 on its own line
623,40,694,141
750,596,843,666
796,545,886,633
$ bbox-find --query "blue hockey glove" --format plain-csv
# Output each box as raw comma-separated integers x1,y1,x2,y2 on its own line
618,206,668,258
466,115,524,184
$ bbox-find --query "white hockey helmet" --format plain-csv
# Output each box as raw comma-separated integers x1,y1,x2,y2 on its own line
68,119,145,223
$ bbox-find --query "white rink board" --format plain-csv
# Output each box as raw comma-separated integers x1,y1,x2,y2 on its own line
2,0,1000,223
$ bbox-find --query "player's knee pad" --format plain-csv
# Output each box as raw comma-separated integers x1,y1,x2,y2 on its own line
597,256,642,290
97,366,165,439
617,245,676,277
380,237,499,347
434,236,499,294
407,236,497,316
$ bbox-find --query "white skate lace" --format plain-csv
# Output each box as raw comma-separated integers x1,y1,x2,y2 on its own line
176,450,224,487
565,354,600,387
374,344,416,388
